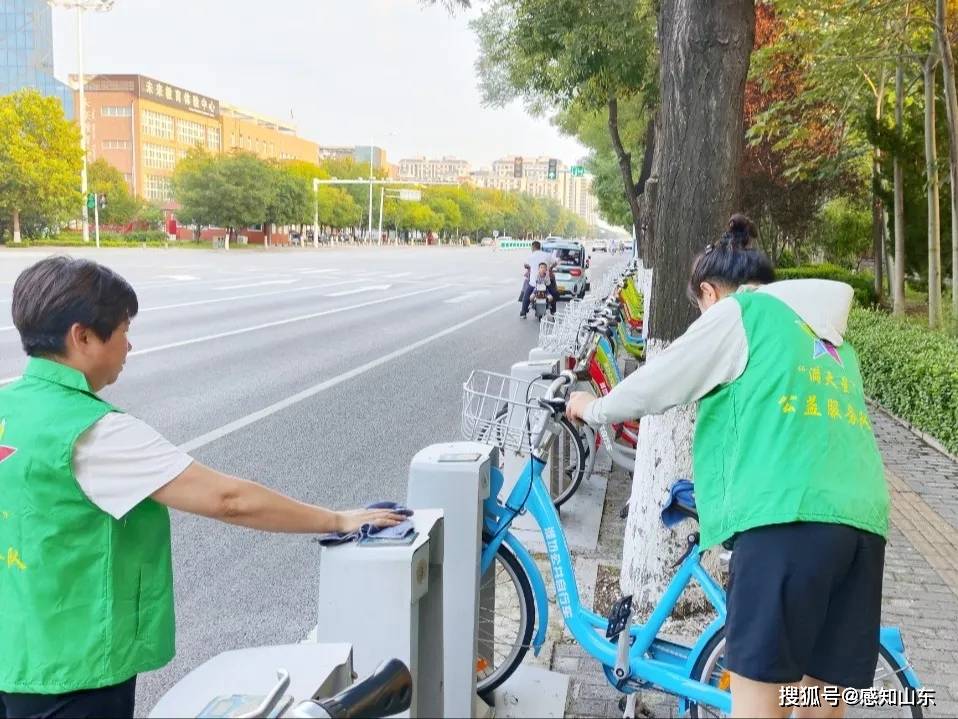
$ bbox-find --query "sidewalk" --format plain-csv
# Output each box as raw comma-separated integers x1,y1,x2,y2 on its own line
540,408,958,717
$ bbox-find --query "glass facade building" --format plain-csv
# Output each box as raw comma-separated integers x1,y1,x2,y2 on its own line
0,0,74,117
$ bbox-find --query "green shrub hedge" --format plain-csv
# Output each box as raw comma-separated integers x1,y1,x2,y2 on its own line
846,308,958,455
776,264,878,307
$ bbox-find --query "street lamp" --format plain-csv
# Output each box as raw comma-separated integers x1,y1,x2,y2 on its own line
48,0,115,244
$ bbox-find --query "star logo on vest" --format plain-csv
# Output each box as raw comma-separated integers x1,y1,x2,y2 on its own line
795,321,844,367
0,419,16,465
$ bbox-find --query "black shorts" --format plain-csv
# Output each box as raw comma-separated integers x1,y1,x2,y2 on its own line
0,676,136,719
724,521,885,689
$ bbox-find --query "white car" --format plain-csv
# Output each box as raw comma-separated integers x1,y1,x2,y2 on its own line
543,239,589,299
590,239,607,253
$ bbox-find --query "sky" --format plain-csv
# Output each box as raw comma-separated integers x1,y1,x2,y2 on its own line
51,0,589,170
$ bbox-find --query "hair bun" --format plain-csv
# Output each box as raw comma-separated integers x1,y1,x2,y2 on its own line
726,213,757,248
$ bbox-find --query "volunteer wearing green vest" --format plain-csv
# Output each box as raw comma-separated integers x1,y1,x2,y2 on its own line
0,257,406,719
567,214,890,719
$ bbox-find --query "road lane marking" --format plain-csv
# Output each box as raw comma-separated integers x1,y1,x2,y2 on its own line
298,269,338,274
0,284,453,385
177,298,514,453
156,274,199,281
445,290,490,304
325,284,390,297
215,279,298,290
385,272,412,278
0,279,368,327
140,279,364,312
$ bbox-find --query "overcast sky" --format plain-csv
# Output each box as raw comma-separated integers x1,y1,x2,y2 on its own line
51,0,588,169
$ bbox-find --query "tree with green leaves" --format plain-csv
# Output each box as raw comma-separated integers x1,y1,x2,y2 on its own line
472,0,657,244
87,159,139,226
0,89,83,243
264,164,311,244
173,150,274,250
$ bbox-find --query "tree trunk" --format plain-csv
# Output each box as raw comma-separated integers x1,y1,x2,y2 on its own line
12,209,22,244
925,53,943,329
621,0,755,613
608,97,644,255
893,59,907,316
872,160,885,303
939,0,958,326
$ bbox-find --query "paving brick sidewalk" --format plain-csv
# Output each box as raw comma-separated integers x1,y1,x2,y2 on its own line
547,408,958,717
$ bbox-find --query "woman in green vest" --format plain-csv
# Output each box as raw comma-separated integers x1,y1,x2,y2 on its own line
567,214,890,719
0,257,406,719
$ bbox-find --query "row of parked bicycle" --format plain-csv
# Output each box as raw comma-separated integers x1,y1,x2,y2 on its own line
460,257,925,718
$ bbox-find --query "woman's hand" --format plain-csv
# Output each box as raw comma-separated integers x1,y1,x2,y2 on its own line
336,508,407,534
566,391,594,424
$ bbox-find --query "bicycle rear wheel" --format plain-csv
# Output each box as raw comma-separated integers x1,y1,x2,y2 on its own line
476,537,536,699
687,628,923,718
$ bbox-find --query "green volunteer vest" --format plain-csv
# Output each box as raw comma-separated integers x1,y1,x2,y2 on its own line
693,290,890,550
0,358,175,693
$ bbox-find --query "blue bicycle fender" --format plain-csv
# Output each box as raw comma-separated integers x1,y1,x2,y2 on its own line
880,626,922,687
504,532,549,655
677,617,726,715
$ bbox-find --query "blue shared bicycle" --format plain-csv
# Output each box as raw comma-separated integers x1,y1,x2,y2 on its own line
464,369,924,717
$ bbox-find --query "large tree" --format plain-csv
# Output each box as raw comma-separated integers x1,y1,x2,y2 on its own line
87,158,139,226
472,0,657,248
173,150,274,249
0,90,83,243
620,0,756,609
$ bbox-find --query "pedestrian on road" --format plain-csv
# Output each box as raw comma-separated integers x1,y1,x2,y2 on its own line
566,214,890,719
0,257,406,719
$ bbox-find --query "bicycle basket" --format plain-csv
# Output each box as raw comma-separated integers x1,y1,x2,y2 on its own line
462,370,551,454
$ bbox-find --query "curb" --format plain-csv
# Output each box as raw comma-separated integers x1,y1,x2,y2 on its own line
867,399,958,464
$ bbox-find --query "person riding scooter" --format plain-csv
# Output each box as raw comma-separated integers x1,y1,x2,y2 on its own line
520,240,560,319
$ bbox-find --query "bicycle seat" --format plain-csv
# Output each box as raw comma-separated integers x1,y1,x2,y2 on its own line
660,479,697,527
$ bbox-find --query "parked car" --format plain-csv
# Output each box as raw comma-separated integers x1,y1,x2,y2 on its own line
543,239,589,299
623,238,635,252
590,239,607,253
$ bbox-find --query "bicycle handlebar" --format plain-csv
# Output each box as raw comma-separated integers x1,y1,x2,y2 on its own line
288,659,412,719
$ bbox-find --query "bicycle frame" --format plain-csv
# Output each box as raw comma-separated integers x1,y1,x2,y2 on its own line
480,456,733,712
480,455,923,714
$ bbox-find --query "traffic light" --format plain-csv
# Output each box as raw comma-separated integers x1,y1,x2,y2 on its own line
547,158,557,180
513,156,523,178
97,194,107,210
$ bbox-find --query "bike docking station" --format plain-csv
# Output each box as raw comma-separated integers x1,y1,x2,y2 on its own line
315,508,444,718
148,643,355,718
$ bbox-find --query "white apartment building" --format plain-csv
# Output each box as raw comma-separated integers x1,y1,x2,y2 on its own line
398,156,471,182
470,156,600,227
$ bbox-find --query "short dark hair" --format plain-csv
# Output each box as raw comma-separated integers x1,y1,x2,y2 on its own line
12,256,138,357
687,213,775,304
531,240,541,250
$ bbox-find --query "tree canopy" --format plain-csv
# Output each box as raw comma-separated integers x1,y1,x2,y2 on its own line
0,89,83,242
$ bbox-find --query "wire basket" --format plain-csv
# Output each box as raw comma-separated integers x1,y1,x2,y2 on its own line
462,370,551,454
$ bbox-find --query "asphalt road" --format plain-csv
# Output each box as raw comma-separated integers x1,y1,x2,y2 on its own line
0,243,621,712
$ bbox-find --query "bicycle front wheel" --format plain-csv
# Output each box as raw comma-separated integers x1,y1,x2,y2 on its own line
549,416,587,508
476,537,536,699
687,628,924,718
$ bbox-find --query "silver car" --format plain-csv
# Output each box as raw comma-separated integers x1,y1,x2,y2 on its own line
543,240,589,299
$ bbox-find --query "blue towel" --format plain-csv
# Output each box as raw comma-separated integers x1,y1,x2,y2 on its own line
660,480,696,529
317,502,415,546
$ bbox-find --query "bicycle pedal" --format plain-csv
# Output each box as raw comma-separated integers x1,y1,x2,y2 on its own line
605,595,633,639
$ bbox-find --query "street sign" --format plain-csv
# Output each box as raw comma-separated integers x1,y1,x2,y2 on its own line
570,165,586,177
398,189,422,202
86,193,96,210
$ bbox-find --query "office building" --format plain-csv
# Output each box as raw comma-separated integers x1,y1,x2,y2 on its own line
1,0,74,116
